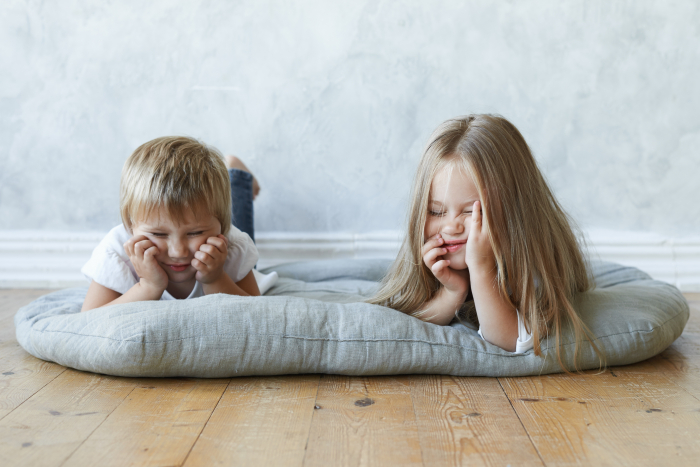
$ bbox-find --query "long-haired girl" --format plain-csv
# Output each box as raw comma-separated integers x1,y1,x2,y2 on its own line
370,114,603,369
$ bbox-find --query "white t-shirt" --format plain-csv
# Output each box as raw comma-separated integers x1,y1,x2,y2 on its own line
477,311,534,354
82,224,262,300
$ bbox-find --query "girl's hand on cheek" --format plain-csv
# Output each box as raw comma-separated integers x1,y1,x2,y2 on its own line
124,235,168,293
192,234,229,284
465,201,496,273
422,234,470,295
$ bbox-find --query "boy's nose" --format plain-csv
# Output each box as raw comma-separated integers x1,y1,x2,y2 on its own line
168,240,189,259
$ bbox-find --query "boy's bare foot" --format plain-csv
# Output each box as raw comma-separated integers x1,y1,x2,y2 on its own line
225,155,260,200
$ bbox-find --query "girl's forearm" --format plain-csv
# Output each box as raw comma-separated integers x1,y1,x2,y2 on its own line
470,268,519,352
419,286,468,325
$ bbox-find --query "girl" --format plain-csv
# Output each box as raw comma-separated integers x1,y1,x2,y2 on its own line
370,114,603,369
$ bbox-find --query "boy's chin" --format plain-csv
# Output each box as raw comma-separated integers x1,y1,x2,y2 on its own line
165,270,196,283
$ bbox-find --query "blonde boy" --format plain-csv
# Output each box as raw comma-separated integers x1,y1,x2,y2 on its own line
81,137,260,311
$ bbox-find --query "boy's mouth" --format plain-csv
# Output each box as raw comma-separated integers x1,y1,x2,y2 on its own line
444,240,466,253
167,263,190,272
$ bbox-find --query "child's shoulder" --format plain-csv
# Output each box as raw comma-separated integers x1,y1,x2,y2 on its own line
225,224,255,249
82,224,137,294
98,224,131,254
222,224,259,282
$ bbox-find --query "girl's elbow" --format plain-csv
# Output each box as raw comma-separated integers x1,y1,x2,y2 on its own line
480,329,518,352
422,312,454,326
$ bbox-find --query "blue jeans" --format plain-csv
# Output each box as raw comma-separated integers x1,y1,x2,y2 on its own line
229,168,254,242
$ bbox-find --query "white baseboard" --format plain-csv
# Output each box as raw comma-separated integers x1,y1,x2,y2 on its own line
1,230,698,292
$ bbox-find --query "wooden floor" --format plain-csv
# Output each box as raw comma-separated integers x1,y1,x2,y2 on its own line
0,291,699,467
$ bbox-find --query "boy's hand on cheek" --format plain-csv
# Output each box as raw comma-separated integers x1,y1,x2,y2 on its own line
192,235,229,284
124,235,168,293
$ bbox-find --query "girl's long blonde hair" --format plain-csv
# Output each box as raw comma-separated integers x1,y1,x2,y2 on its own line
369,114,604,371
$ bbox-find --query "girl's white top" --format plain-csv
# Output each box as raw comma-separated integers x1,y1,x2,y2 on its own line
477,311,534,354
81,224,273,299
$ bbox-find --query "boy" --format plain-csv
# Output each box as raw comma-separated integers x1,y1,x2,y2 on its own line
81,136,263,311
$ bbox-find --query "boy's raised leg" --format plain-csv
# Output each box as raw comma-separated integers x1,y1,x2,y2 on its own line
226,155,257,242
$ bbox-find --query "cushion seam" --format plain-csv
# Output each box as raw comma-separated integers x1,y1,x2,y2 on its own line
32,308,686,357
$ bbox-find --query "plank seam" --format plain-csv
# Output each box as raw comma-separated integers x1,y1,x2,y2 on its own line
57,379,140,467
408,376,427,467
180,378,233,467
301,374,324,467
497,377,548,466
0,367,68,423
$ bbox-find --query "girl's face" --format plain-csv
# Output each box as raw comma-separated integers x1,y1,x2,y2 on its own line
132,206,222,284
424,162,480,270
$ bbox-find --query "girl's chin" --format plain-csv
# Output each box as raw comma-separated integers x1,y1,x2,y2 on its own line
446,257,468,270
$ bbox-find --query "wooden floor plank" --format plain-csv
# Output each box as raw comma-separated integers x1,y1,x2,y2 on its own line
0,369,136,467
0,343,66,421
184,375,320,467
303,375,423,467
410,375,543,466
500,371,700,466
62,378,229,467
0,290,67,422
621,333,700,401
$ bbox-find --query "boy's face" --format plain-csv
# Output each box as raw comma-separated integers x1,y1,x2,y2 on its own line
132,206,222,284
424,163,480,271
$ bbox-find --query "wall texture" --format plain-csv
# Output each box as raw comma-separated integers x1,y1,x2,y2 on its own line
2,0,699,237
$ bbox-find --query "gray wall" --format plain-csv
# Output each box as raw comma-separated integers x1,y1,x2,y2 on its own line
2,0,699,236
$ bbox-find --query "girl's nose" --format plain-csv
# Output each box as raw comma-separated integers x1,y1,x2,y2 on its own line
440,215,465,235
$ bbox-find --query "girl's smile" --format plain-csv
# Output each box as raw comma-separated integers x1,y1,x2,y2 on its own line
443,240,466,253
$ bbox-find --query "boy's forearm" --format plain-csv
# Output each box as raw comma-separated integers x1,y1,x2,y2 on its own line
470,268,519,352
419,287,468,326
102,282,163,308
202,273,251,297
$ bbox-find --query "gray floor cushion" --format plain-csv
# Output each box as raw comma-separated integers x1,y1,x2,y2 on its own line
14,259,688,377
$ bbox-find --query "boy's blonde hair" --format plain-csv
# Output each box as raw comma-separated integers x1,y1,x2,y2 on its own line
120,136,231,235
369,114,604,372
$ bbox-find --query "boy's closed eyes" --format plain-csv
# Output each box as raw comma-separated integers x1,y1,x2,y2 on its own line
126,205,232,299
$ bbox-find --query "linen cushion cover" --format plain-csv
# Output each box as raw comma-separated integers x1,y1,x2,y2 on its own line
14,259,688,377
